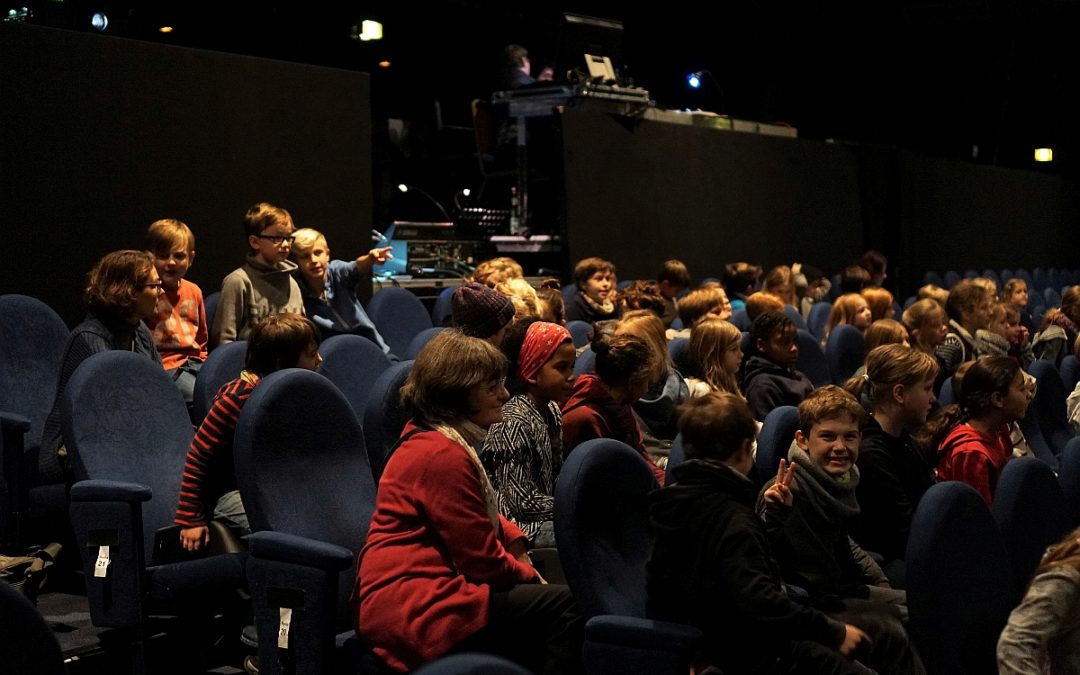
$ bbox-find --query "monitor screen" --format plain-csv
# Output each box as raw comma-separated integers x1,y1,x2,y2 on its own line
551,13,624,84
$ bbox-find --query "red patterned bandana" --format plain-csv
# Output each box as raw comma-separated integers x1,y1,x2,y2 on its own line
518,321,573,382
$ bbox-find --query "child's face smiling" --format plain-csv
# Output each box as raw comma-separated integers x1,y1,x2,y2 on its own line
153,244,194,288
529,341,577,404
796,416,861,477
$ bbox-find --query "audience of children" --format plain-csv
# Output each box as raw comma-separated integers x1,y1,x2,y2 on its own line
534,279,566,325
742,310,815,421
839,265,872,294
757,385,924,674
356,329,584,673
675,286,731,333
564,256,618,323
920,355,1033,505
40,250,163,483
648,392,886,675
998,525,1080,674
616,280,666,317
858,250,889,288
745,291,786,322
615,310,689,443
793,263,831,318
1002,277,1035,334
656,259,690,327
175,313,323,551
764,265,797,309
212,202,305,346
852,319,909,377
288,227,393,354
846,345,939,576
481,320,575,547
917,283,950,306
561,332,666,485
144,219,209,412
938,279,993,372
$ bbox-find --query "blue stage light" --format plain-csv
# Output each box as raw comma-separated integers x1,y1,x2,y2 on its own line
687,73,701,89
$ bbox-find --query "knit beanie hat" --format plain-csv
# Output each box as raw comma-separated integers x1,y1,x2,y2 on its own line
452,282,515,339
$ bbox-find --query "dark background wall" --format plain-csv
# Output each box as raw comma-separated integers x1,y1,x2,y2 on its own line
1,23,372,324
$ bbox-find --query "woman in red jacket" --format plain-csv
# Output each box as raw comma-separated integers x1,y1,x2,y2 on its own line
356,329,583,673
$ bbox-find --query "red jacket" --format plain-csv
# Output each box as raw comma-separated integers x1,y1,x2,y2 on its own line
937,422,1012,506
356,422,537,672
561,374,665,486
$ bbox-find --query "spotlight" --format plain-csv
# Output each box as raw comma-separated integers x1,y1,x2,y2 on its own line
1035,148,1053,162
159,26,173,33
90,12,108,31
687,72,702,89
397,183,452,222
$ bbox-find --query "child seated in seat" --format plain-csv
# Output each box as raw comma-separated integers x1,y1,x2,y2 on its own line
175,313,323,552
756,386,924,674
648,392,880,675
144,219,209,412
742,311,814,421
656,259,690,327
564,256,619,323
289,227,393,354
824,293,873,344
482,320,576,547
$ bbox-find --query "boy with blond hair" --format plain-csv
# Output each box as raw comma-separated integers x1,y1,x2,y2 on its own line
212,202,305,346
145,219,209,409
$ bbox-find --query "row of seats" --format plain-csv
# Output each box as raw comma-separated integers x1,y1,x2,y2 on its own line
923,267,1080,292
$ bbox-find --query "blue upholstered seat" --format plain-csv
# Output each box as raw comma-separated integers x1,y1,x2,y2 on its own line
234,368,377,675
795,329,830,388
362,360,414,482
366,287,433,360
0,575,65,675
319,333,393,418
825,324,865,385
405,326,449,359
412,653,531,674
905,481,1014,675
755,406,799,489
807,301,832,339
191,339,247,423
430,285,456,327
566,320,591,349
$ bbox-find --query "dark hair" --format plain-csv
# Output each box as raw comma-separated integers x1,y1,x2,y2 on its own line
573,257,616,286
657,259,691,288
243,202,293,239
723,262,762,297
535,286,565,324
678,392,757,461
945,279,989,324
917,356,1020,453
592,333,654,389
858,250,887,278
839,265,872,294
503,44,528,68
499,316,540,382
618,280,666,317
400,329,508,426
245,313,321,376
749,311,793,356
84,250,156,323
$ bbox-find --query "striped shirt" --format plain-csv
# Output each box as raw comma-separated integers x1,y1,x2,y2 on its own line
174,374,259,527
480,395,562,542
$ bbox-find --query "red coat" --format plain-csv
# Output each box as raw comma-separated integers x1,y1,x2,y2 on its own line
937,422,1012,506
356,422,537,672
561,374,665,486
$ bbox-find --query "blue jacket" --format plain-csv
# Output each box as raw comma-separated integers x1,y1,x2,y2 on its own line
299,259,392,355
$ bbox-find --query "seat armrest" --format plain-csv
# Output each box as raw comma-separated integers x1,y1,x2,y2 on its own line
585,615,702,651
250,531,353,571
71,479,152,503
0,411,31,435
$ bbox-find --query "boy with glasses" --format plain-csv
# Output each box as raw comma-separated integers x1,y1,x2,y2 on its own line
211,202,305,346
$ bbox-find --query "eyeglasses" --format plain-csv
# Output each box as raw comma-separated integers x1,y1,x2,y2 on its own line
256,234,296,245
142,282,164,290
487,376,507,394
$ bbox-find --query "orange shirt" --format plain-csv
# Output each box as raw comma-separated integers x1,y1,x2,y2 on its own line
147,279,208,370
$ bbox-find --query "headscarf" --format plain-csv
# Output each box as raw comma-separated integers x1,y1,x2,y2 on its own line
517,321,572,382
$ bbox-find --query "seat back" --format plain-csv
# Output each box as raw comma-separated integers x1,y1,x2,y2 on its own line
573,348,596,377
992,457,1071,597
430,286,456,327
937,377,956,407
0,577,65,675
782,305,807,331
234,369,376,606
61,350,193,556
1027,359,1072,457
943,270,961,289
413,653,531,675
807,301,832,339
755,406,799,489
362,360,414,482
906,481,1013,675
665,433,685,485
405,326,449,360
1060,437,1080,526
191,340,247,423
204,291,221,334
728,309,751,331
566,320,591,349
366,287,432,360
795,329,830,387
667,338,692,376
0,294,69,452
1060,355,1080,395
318,334,393,418
825,324,865,385
554,438,658,618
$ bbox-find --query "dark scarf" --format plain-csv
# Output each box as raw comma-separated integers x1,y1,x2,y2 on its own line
789,445,861,524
